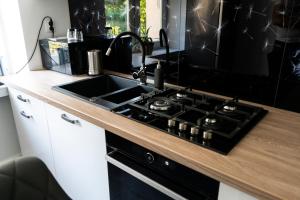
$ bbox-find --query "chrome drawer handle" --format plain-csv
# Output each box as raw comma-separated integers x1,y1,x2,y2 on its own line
61,114,80,125
17,95,30,103
20,111,32,119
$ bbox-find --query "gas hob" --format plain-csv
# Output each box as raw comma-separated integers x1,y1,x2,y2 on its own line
113,88,267,154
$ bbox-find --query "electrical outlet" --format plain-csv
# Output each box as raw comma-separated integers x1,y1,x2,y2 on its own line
44,18,53,34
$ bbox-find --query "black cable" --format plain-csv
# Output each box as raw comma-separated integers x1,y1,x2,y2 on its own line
16,16,54,74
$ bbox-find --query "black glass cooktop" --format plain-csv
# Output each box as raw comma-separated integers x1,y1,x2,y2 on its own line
113,88,268,155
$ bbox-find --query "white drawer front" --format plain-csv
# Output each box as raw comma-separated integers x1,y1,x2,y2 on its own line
8,87,55,173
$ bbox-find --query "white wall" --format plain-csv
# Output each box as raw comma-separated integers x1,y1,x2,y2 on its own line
18,0,71,71
0,96,20,161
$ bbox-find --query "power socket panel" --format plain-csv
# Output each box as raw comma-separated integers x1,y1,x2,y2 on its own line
44,18,54,34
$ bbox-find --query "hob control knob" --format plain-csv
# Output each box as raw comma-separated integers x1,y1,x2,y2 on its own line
168,119,176,128
203,130,213,140
190,126,200,135
146,152,155,164
164,160,170,166
179,122,188,131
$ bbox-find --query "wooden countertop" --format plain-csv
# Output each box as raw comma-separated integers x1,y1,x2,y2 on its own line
1,70,300,200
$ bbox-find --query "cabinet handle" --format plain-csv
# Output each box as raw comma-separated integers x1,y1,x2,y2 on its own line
20,111,32,119
17,95,30,103
61,114,80,125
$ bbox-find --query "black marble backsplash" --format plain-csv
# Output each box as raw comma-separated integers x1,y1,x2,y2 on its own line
68,0,106,35
68,0,300,113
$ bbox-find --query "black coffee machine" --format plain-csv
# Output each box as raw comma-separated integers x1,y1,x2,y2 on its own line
39,36,132,75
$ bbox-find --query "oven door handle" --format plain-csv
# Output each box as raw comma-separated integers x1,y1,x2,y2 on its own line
105,153,188,200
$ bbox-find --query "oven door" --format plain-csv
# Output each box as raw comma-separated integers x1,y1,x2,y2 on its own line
106,150,198,200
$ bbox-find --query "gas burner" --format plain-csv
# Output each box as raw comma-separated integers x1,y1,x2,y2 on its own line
169,93,193,105
149,98,172,111
204,116,217,125
202,115,223,130
223,104,237,112
217,102,252,121
176,93,188,98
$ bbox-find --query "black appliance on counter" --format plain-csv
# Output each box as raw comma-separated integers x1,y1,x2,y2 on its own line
113,88,267,155
106,132,220,200
39,36,132,75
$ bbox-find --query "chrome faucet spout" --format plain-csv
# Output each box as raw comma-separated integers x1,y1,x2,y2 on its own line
105,48,112,56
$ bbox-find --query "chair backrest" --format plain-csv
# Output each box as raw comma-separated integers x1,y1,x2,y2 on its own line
0,157,72,200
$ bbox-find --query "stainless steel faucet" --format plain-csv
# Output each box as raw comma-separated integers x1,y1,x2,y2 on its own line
105,32,147,85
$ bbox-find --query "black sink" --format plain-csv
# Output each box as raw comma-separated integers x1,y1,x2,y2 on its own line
57,75,138,99
102,85,153,104
54,75,155,109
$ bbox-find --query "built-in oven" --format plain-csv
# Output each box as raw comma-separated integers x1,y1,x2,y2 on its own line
106,131,220,200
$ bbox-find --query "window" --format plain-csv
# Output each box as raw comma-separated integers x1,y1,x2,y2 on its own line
0,0,28,75
105,0,129,35
104,0,165,39
143,0,163,41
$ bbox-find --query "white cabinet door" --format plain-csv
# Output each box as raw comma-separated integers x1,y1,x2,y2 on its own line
8,88,55,173
218,183,258,200
45,104,110,200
